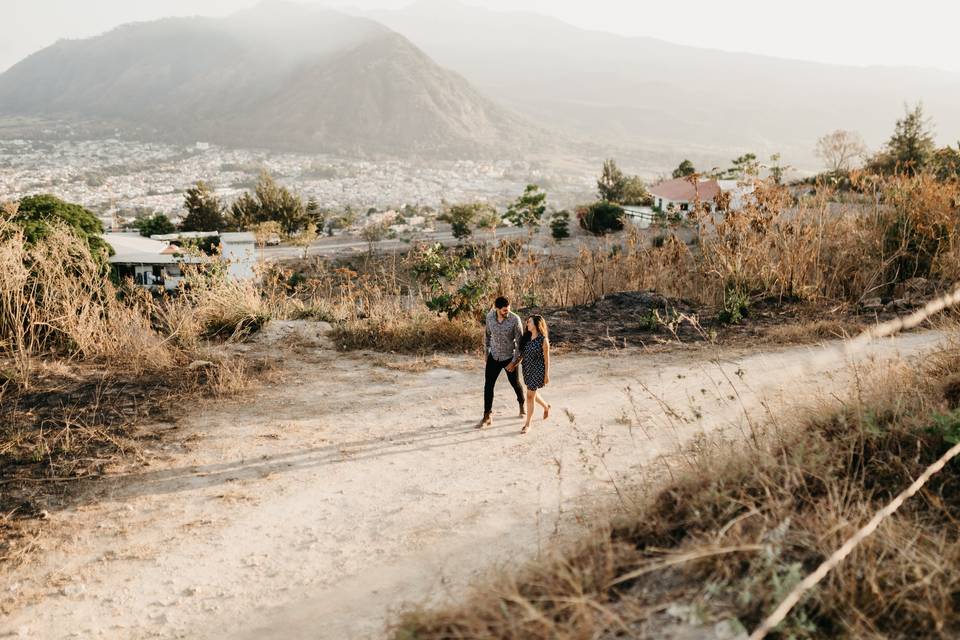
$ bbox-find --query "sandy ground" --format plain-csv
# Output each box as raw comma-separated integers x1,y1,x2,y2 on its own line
0,327,945,639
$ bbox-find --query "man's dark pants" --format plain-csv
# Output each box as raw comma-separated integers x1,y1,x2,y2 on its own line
484,354,525,415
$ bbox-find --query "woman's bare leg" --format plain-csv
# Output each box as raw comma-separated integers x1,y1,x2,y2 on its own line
521,390,536,433
535,393,550,419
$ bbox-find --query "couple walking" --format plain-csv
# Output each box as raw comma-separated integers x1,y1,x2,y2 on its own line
478,296,551,434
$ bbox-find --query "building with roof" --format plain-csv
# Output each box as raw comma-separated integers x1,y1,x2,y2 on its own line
105,232,204,292
649,178,722,214
649,177,756,215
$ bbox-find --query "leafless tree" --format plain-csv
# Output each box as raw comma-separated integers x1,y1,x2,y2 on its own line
815,130,868,174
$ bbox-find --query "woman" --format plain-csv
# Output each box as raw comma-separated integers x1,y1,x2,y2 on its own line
516,315,551,434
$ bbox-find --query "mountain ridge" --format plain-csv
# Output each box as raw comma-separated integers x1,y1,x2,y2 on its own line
0,2,551,158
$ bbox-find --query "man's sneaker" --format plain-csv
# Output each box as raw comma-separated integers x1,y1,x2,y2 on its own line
477,413,493,429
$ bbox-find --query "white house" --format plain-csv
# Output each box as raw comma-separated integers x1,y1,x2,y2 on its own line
151,231,257,281
105,233,203,292
648,177,756,215
649,178,722,214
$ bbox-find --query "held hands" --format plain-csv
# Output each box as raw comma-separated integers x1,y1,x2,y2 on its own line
505,360,517,373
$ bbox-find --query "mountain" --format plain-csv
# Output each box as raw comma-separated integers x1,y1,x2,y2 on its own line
369,0,960,170
0,2,546,157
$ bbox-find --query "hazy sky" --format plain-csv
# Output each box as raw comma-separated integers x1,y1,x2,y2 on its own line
3,0,959,73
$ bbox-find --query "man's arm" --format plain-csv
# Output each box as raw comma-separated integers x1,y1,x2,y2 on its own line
512,316,523,360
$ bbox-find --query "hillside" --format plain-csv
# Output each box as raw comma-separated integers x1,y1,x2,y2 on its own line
370,0,960,169
0,2,547,157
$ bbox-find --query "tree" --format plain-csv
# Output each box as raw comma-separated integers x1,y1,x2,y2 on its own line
474,206,501,238
228,171,306,234
578,201,625,235
767,153,791,185
134,213,175,238
503,184,547,230
932,145,960,181
672,159,696,179
597,159,627,202
723,153,759,180
815,130,867,174
360,220,390,253
621,176,651,206
304,197,327,234
292,222,319,259
550,210,571,241
10,194,111,263
441,203,485,241
181,181,226,232
252,221,282,257
873,103,936,176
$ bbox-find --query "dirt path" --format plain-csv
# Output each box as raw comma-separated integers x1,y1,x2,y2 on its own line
0,329,945,639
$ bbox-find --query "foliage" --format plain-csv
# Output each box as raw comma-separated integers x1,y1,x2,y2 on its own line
931,145,960,182
621,175,651,206
597,158,627,202
7,194,111,265
577,201,625,235
229,171,306,234
181,181,226,232
305,197,328,234
441,202,495,241
870,103,936,176
133,213,175,238
292,223,319,259
411,243,486,319
503,185,547,230
717,283,749,324
723,153,759,179
672,159,697,179
360,220,390,251
549,210,571,241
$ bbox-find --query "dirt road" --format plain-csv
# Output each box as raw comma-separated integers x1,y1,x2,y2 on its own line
0,328,944,639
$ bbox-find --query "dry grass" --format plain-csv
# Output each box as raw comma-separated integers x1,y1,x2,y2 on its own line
392,339,960,639
331,313,482,355
274,174,960,355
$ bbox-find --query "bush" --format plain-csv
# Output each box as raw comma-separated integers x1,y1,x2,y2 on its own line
7,194,111,265
332,314,482,354
577,201,625,235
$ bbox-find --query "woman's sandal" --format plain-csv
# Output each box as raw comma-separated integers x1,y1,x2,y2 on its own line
520,424,530,435
543,404,551,420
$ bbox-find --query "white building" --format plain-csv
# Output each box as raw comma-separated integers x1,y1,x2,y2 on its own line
105,232,203,292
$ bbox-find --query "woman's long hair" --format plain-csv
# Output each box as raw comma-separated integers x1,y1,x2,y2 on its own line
520,314,549,350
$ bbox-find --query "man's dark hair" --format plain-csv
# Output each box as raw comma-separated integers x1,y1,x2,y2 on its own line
494,296,510,309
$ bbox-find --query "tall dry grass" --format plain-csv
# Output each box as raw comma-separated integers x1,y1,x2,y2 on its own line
0,220,175,377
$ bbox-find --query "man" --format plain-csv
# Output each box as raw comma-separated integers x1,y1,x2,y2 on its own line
478,296,525,428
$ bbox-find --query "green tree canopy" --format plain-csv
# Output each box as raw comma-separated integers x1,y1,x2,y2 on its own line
621,176,652,206
869,103,937,176
672,159,696,179
181,181,226,232
550,209,571,241
134,213,175,238
229,171,306,234
597,159,626,202
504,185,547,230
9,194,111,262
440,203,486,241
